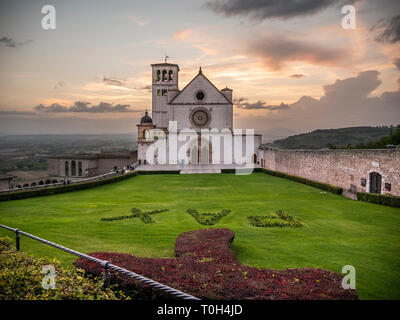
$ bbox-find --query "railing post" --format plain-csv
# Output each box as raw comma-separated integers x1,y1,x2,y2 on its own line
15,229,20,251
103,261,110,288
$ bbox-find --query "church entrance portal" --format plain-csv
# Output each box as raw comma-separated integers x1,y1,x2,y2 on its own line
369,172,382,194
188,136,212,165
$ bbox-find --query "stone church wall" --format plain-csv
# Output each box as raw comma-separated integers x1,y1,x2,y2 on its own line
259,148,400,196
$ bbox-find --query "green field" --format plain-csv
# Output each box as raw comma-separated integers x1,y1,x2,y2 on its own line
0,173,399,300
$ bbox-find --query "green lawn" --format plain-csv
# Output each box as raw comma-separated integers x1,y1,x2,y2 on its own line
0,173,399,300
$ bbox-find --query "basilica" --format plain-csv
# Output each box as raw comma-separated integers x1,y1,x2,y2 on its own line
136,62,262,172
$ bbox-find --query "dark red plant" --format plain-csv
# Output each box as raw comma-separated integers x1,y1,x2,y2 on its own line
74,228,357,300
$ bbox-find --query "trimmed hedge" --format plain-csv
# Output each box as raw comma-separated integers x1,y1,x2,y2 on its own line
356,192,400,208
0,171,138,202
136,170,180,175
101,208,169,223
187,208,230,225
261,168,343,195
0,236,121,300
248,210,304,228
221,168,263,174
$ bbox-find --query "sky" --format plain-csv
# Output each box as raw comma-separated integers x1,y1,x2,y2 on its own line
0,0,399,139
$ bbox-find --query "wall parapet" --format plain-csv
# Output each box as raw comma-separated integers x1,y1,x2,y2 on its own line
259,148,400,197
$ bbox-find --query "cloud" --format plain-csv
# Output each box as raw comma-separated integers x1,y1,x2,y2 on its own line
128,15,149,27
246,34,347,70
374,15,400,43
204,0,356,20
34,101,139,113
0,36,27,48
394,58,400,70
195,45,218,55
0,110,36,115
173,29,191,41
103,77,126,87
251,70,400,132
290,74,305,78
54,81,66,89
234,97,290,110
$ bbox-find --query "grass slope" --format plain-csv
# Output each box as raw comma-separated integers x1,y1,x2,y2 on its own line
0,173,399,299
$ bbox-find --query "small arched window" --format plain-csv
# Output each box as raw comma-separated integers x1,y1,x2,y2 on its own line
168,70,173,81
156,70,161,81
65,161,69,176
162,70,167,81
78,161,83,176
71,160,76,176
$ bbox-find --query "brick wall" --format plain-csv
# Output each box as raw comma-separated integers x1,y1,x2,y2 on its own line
259,148,400,196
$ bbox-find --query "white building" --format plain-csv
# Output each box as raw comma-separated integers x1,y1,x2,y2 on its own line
137,62,262,172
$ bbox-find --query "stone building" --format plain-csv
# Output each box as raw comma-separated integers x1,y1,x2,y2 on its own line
47,150,137,178
0,174,15,191
136,62,262,167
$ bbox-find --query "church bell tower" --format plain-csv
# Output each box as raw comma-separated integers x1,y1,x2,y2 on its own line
151,60,179,128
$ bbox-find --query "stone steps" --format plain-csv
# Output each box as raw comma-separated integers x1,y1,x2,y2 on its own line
180,168,221,174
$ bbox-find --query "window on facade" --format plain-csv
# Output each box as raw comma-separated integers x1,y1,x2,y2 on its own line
162,89,167,96
168,70,173,81
65,161,69,176
78,161,83,176
196,91,205,101
162,70,167,81
71,160,76,176
157,89,161,96
156,70,161,81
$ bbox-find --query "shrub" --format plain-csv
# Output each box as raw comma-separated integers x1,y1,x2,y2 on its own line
137,170,180,175
248,210,303,228
0,171,138,202
221,168,263,174
74,228,357,300
101,208,169,223
187,209,230,225
0,236,121,300
261,168,343,195
356,192,400,208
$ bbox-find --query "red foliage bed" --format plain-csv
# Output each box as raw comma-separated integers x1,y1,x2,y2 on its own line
74,228,357,300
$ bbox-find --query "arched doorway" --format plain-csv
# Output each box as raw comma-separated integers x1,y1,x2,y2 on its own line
186,135,212,165
252,154,257,164
369,172,382,194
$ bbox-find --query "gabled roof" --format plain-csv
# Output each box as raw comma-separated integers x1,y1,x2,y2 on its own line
169,68,232,105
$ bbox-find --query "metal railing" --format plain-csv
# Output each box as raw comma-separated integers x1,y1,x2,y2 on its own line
0,223,199,300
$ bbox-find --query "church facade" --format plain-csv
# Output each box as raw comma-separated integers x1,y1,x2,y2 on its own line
136,62,262,169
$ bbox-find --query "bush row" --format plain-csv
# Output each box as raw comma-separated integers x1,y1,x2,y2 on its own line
221,168,263,174
74,228,358,300
186,209,230,225
356,192,400,208
0,236,121,300
261,168,343,195
136,170,180,175
0,171,139,202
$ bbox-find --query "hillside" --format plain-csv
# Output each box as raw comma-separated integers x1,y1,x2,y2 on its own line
268,126,394,150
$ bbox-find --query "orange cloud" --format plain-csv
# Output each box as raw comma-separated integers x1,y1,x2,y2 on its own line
173,29,191,41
